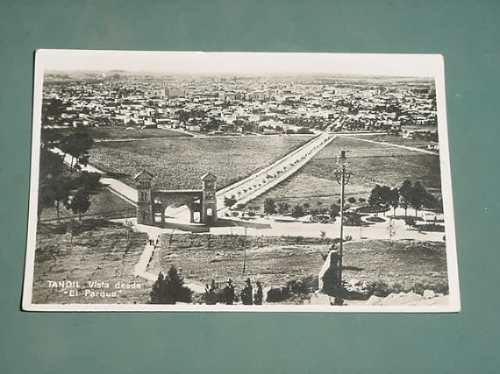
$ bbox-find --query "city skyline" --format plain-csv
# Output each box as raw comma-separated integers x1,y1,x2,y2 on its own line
37,50,443,77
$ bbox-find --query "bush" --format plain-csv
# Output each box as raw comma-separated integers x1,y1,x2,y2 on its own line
366,280,390,297
347,197,356,204
266,287,290,302
150,266,193,304
291,204,305,218
224,195,237,208
412,282,425,295
343,212,362,226
365,216,385,223
404,217,416,226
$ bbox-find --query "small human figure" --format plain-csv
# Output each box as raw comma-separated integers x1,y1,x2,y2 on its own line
223,278,235,305
254,281,263,305
240,278,253,305
204,279,217,305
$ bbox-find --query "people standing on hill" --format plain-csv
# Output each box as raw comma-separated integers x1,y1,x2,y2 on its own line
223,278,235,305
241,278,253,305
204,279,217,305
254,281,263,305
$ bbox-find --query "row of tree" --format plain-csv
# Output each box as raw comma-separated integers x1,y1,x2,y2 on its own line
38,130,99,220
368,180,442,217
263,198,342,220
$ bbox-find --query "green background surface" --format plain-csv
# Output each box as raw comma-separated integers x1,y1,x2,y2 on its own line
0,1,499,373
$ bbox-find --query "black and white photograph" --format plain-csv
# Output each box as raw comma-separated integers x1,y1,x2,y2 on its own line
22,50,460,312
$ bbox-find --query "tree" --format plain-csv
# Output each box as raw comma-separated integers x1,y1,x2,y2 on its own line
224,195,237,208
150,266,192,304
277,201,289,215
38,181,57,219
59,132,94,171
388,187,400,216
39,147,64,181
263,198,276,215
38,147,66,219
399,179,413,217
71,171,101,193
422,191,439,210
329,203,341,219
65,188,91,220
369,185,384,208
164,265,192,304
347,197,356,204
291,204,305,218
51,175,71,220
410,182,426,217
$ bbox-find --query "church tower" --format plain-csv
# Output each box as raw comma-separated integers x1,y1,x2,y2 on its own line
134,170,154,225
200,172,217,224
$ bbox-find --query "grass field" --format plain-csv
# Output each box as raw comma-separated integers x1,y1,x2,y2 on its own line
248,135,442,208
39,188,135,222
365,134,436,149
88,135,314,190
46,126,190,140
32,220,150,304
156,234,448,299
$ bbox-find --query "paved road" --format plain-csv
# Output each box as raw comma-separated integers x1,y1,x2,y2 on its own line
216,132,336,210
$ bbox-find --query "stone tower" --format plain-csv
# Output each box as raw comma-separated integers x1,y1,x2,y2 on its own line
134,170,154,225
200,172,217,224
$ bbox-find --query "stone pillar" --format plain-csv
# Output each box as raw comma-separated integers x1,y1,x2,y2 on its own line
160,205,165,225
134,170,154,225
201,173,217,225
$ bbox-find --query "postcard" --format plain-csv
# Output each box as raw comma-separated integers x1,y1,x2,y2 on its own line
22,50,460,312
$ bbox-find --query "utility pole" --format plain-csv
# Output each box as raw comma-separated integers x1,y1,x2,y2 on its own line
335,150,351,288
242,226,248,274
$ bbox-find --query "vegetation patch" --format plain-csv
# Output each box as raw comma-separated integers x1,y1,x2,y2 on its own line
32,221,149,304
88,135,313,190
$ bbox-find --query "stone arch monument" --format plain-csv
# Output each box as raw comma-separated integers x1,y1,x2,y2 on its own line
134,170,218,226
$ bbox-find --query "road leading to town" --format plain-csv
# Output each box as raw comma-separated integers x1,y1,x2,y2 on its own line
216,132,336,211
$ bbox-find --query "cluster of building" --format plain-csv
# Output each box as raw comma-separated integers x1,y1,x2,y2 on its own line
41,72,437,136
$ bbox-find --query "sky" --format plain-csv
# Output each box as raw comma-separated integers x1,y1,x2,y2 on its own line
36,50,443,77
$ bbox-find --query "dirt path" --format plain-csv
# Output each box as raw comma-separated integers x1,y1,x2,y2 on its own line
347,136,439,155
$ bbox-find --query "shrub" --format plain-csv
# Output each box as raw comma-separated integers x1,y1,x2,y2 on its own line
404,217,416,226
224,195,237,208
291,204,305,218
412,282,425,295
266,287,290,302
343,212,362,226
366,280,390,297
150,265,193,304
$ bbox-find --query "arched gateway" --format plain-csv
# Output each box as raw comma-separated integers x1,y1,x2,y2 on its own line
134,170,217,226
